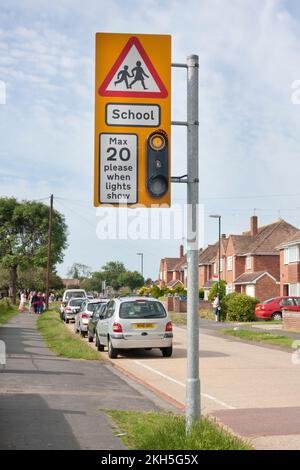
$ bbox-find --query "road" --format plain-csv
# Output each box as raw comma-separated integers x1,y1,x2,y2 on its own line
0,313,176,450
72,320,300,450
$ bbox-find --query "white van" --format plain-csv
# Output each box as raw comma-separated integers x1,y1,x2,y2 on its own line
60,289,87,314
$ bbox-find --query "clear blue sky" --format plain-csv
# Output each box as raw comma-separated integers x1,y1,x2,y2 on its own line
1,0,300,279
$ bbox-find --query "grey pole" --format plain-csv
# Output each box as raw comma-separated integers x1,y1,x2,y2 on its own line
186,54,200,433
137,252,144,277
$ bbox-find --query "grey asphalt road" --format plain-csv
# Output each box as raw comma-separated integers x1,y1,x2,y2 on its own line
0,313,174,450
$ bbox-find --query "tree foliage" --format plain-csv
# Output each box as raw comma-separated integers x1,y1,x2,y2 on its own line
0,197,68,302
67,263,91,280
208,280,227,302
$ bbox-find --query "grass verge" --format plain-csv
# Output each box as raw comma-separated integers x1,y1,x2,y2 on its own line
105,409,251,450
221,328,297,349
37,310,102,360
171,309,214,327
0,301,18,326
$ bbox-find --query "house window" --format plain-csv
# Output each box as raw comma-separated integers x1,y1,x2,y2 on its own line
288,245,299,263
246,256,251,270
227,256,232,271
284,248,289,264
289,284,298,296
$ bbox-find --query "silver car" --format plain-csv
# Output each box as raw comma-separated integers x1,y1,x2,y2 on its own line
63,298,87,323
74,299,106,337
95,297,173,359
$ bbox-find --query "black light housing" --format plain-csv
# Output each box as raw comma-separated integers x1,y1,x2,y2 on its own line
146,130,169,198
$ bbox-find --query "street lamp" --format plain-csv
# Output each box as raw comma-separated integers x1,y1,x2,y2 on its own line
137,252,144,278
209,214,221,321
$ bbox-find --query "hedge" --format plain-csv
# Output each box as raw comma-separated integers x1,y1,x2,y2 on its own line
225,293,259,322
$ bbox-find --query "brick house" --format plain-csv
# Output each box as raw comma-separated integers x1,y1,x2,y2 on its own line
278,230,300,296
197,243,218,299
221,217,298,301
159,245,185,288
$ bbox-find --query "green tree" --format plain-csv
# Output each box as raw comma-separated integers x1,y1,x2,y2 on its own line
150,284,161,299
67,263,91,280
101,261,126,290
0,197,68,303
208,279,227,302
225,293,259,322
118,271,144,291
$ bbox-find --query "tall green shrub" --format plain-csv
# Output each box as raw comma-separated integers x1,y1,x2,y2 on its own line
226,293,259,322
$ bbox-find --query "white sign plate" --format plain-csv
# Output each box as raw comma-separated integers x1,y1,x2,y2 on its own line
106,103,160,127
99,133,138,204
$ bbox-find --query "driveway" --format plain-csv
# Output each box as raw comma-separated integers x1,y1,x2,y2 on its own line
0,313,173,450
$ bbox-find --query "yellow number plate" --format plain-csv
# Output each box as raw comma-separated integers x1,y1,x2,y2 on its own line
133,323,155,329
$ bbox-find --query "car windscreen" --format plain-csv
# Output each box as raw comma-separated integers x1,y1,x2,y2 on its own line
87,302,102,312
66,291,86,300
69,299,85,306
119,301,167,319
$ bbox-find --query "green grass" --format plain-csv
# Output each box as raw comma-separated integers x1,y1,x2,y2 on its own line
105,410,251,450
221,328,297,349
37,310,102,360
170,313,187,326
171,309,214,327
0,300,18,326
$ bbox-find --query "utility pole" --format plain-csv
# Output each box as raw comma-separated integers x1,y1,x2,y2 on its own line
171,55,200,434
186,55,200,432
137,252,144,277
45,194,53,310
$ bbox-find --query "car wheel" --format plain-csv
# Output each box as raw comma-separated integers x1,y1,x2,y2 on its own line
272,312,282,321
80,329,86,337
88,333,93,343
96,333,104,351
65,319,69,324
161,346,173,358
108,337,118,358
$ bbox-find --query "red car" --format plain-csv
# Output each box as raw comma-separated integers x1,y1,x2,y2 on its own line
255,296,300,321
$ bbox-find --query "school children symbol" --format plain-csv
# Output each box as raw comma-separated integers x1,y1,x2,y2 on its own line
99,36,168,98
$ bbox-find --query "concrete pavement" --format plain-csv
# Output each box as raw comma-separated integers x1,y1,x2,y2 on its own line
0,313,175,450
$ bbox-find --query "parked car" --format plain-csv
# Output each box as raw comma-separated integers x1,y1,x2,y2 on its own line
60,289,87,314
63,297,87,323
74,299,106,337
255,296,300,321
95,297,173,359
87,302,108,342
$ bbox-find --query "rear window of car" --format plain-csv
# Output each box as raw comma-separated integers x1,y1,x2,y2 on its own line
119,301,167,319
65,291,86,300
262,298,276,304
69,299,85,306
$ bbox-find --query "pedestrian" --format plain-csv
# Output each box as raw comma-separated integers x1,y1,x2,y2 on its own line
31,291,39,314
114,65,133,89
212,295,220,322
18,290,27,313
36,292,44,314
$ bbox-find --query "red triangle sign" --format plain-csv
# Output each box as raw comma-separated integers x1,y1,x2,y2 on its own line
98,36,168,99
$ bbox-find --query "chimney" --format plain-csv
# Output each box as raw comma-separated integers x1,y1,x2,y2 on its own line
250,216,258,236
221,234,226,239
179,244,184,258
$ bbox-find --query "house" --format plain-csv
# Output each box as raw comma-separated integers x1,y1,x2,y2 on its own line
278,230,300,296
159,245,185,288
197,243,218,299
62,278,80,288
221,216,298,301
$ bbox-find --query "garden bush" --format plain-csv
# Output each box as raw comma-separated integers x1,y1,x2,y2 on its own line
225,293,259,322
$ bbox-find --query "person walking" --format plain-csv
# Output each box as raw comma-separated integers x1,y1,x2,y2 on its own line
18,291,27,313
31,291,39,314
36,292,44,315
212,295,220,322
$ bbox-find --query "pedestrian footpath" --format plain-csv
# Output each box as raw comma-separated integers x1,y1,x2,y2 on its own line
0,313,164,450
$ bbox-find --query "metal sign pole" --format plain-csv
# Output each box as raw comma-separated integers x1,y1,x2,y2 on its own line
186,54,200,433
